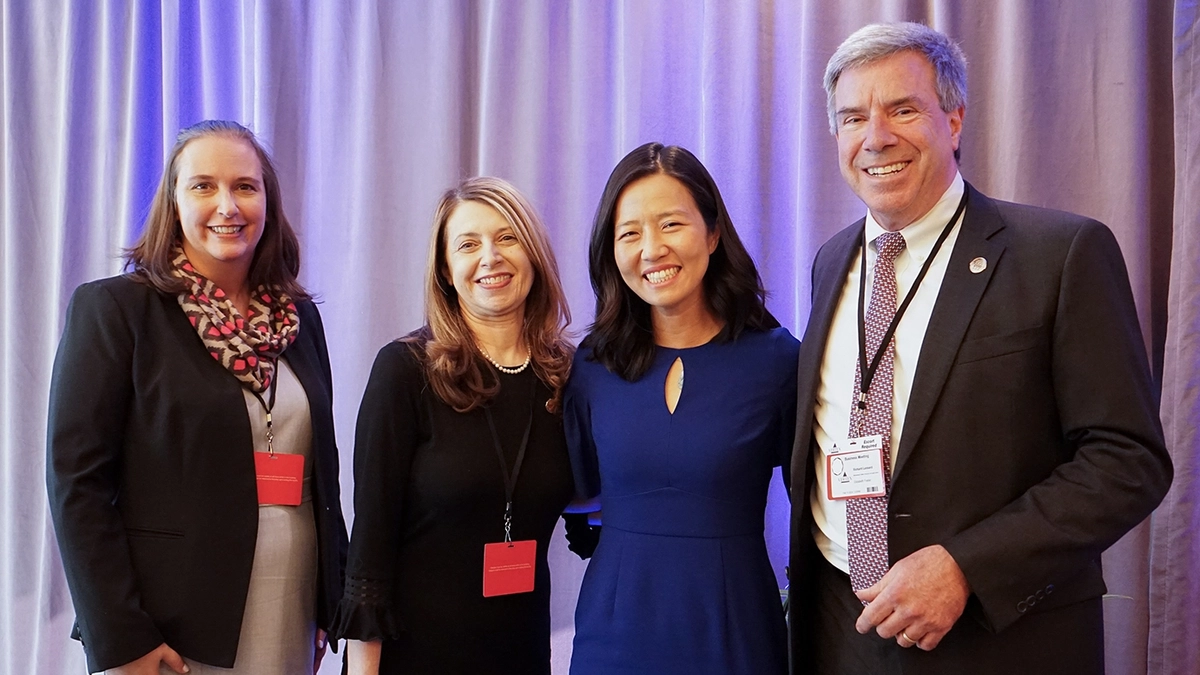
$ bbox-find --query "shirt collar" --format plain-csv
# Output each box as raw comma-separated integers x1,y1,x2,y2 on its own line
864,173,964,262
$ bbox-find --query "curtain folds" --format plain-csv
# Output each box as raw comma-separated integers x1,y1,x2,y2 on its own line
1,1,1193,673
1150,3,1200,675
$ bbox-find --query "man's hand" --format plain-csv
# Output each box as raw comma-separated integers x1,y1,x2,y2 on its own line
108,643,188,674
854,544,970,651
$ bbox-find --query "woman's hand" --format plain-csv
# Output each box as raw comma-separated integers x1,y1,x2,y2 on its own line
312,629,328,674
107,643,188,674
345,639,383,675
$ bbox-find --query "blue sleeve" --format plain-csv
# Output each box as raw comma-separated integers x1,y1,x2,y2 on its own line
772,328,801,484
563,352,602,500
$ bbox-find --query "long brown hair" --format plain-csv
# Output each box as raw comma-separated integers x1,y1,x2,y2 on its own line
408,177,573,413
124,120,309,300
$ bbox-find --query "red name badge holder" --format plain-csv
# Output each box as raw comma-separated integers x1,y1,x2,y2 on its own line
481,377,539,597
255,451,304,506
483,501,537,597
251,378,304,506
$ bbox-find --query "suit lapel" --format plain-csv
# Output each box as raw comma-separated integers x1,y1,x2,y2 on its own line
891,184,1007,479
793,221,863,478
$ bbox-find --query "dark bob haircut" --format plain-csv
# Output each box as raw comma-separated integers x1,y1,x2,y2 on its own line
124,119,308,300
584,142,776,381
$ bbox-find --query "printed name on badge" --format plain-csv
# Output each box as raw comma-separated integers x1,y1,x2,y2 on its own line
826,435,887,501
255,452,304,506
482,540,537,597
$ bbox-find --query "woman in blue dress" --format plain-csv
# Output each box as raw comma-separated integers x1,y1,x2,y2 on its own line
566,142,799,674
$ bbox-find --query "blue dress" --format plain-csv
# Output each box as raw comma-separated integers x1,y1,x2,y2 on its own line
565,327,799,675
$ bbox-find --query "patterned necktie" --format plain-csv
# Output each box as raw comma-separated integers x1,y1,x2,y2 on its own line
846,231,906,592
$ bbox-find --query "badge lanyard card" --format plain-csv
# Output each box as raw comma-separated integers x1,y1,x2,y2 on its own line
251,363,304,506
482,377,539,598
827,192,968,502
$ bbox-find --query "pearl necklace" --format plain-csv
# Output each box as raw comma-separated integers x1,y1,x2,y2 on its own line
479,345,532,374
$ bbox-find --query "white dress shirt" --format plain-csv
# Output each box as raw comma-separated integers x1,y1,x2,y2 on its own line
811,174,966,573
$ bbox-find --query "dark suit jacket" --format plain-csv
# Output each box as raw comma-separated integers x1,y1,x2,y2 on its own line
46,275,349,673
787,184,1171,674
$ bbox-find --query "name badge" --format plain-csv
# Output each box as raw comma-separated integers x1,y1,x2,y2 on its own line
483,540,537,597
826,435,887,501
254,452,304,506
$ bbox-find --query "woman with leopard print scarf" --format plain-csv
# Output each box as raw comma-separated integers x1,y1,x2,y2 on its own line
47,120,348,675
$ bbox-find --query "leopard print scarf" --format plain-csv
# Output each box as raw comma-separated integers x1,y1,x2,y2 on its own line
171,247,299,392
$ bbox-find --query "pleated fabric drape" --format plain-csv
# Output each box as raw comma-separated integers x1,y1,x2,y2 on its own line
1,1,1191,673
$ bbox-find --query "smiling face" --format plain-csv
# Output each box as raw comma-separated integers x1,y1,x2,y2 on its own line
443,200,535,324
834,50,963,231
174,134,266,284
613,172,719,320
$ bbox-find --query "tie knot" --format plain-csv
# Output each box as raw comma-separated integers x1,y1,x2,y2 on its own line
876,232,906,262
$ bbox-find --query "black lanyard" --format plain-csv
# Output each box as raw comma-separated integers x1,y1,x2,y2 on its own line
855,191,968,411
483,375,538,543
249,361,281,456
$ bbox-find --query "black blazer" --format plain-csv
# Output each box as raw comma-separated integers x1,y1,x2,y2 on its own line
787,185,1172,674
46,275,348,672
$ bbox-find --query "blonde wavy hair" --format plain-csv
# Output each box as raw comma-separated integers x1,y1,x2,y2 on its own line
406,177,573,413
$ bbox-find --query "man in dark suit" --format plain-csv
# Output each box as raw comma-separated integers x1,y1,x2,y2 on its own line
787,22,1172,675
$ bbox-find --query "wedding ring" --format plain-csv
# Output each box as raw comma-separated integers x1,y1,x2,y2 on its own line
900,631,915,645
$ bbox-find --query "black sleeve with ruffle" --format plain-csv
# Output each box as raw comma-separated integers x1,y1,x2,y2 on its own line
329,341,424,641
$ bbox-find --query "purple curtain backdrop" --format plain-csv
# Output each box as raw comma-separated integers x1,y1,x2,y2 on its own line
1,1,1194,673
1150,2,1200,674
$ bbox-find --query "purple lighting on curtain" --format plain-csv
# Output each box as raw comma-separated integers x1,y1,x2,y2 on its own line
3,2,1193,674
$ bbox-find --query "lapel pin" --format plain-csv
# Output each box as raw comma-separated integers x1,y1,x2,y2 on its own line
969,257,987,274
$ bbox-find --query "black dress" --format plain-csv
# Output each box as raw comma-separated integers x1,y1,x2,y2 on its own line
332,339,583,674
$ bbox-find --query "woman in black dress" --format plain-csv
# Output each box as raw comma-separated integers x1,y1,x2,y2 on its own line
334,177,592,674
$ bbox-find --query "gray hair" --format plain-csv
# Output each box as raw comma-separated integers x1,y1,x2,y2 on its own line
823,22,968,134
